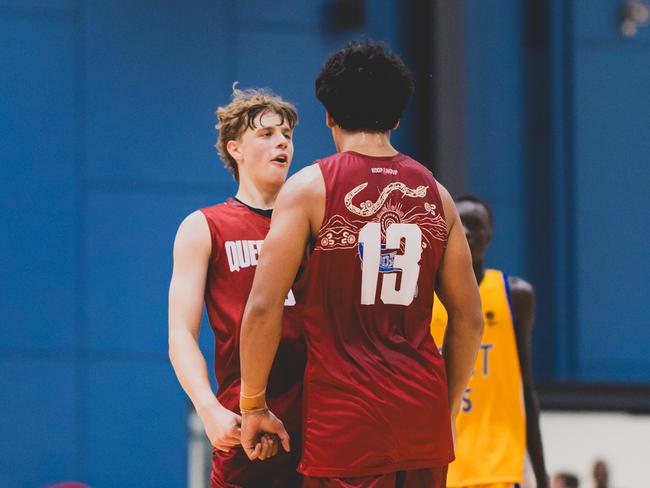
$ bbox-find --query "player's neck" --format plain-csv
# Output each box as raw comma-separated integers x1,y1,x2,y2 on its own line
335,129,398,157
235,180,279,210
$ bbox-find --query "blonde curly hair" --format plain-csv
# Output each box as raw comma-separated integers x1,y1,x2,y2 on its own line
215,85,298,182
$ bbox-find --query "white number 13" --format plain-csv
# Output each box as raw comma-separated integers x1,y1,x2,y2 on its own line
358,222,422,305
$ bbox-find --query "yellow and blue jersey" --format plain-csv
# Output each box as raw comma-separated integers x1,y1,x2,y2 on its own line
431,269,526,487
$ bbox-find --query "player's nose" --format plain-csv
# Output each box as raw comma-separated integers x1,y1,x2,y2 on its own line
276,134,288,149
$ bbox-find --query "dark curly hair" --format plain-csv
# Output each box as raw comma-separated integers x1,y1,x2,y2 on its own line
315,40,414,132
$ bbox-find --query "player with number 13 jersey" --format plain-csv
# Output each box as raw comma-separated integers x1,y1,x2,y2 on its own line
296,150,452,476
238,41,483,487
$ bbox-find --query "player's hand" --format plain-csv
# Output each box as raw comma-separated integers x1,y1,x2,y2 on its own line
197,403,241,452
241,408,290,461
257,433,280,460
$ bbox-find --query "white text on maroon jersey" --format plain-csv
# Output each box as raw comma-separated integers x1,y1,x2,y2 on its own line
224,239,264,272
371,167,398,175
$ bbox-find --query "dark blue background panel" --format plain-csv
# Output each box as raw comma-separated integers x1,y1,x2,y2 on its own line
465,1,524,199
84,359,187,488
84,191,217,353
0,16,78,350
573,47,650,381
0,0,73,11
235,31,344,171
0,358,77,488
83,0,230,186
233,1,402,174
464,0,524,199
481,202,526,280
464,0,526,281
234,0,329,26
234,0,397,38
573,0,650,44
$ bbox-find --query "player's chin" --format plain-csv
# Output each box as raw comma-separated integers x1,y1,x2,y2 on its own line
268,162,290,179
269,160,290,171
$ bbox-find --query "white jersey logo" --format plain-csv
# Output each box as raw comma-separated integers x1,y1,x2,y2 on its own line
224,239,295,306
224,239,264,272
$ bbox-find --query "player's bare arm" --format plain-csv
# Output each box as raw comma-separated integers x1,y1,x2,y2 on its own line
434,183,484,418
239,164,324,460
510,276,549,488
168,211,242,453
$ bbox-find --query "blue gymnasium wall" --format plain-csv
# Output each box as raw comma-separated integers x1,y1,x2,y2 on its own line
463,0,650,383
555,0,650,381
463,1,528,277
2,0,650,486
0,1,404,486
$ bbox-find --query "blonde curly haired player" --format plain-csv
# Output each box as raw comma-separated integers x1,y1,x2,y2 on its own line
169,85,305,487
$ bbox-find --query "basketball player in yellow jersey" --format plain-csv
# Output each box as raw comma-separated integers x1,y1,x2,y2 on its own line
431,195,548,488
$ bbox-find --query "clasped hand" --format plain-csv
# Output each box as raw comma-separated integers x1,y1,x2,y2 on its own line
240,408,291,461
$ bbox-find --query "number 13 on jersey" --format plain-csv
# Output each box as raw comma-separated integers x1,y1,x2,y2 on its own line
358,222,422,305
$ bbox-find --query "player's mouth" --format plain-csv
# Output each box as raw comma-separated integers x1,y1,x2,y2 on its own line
270,154,289,166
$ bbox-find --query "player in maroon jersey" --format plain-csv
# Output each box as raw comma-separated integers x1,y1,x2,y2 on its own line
168,87,305,487
238,41,484,487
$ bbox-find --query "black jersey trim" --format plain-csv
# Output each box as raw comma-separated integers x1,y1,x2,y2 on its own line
234,197,273,219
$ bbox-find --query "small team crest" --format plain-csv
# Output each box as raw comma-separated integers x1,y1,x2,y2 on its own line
358,242,400,273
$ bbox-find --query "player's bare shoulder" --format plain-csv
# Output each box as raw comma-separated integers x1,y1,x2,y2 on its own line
173,210,211,259
435,180,458,235
280,163,324,201
507,275,535,330
274,163,325,234
508,276,534,301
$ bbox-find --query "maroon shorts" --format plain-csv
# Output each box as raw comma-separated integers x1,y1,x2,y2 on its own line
302,465,448,488
210,445,302,488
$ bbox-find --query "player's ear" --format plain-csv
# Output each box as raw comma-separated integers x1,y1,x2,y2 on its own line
392,120,400,130
227,139,243,162
325,112,336,128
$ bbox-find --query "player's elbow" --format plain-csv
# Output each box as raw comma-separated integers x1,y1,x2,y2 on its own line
469,306,484,336
167,328,182,363
448,304,484,339
464,296,484,333
167,337,178,366
242,294,278,327
167,324,196,360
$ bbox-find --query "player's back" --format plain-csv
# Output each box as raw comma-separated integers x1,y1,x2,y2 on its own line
295,151,454,477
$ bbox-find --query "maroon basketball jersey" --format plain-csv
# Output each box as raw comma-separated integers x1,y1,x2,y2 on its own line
295,151,454,477
200,199,305,486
